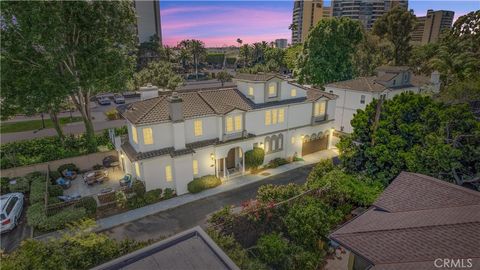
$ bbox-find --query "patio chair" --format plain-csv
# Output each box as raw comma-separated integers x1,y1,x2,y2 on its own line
119,174,132,187
56,177,71,189
62,169,78,180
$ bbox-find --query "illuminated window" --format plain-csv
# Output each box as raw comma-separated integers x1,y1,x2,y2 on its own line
194,119,203,136
234,115,242,131
248,86,254,96
192,160,198,175
165,165,172,182
291,136,295,144
143,128,153,145
272,109,278,124
135,162,141,178
291,89,297,97
278,108,285,123
268,83,277,97
226,116,234,132
265,110,271,125
314,101,326,117
132,126,138,144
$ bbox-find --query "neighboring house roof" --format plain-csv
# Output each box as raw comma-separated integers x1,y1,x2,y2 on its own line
92,226,239,270
234,73,284,82
376,65,411,72
329,172,480,270
118,86,335,125
325,74,431,93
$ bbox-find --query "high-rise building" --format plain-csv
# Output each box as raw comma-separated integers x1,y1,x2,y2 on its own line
134,0,162,44
275,39,288,49
331,0,408,30
411,9,454,44
291,0,332,44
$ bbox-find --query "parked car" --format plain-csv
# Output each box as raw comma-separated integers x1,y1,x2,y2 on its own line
83,170,108,185
0,193,24,234
97,96,111,105
113,94,125,104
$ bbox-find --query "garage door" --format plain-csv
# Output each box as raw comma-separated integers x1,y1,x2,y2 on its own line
302,133,329,156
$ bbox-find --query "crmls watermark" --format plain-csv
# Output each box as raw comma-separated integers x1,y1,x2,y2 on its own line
434,258,473,269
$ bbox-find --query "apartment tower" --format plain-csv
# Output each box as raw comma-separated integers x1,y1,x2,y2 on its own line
134,0,162,44
291,0,332,44
411,9,454,44
331,0,408,29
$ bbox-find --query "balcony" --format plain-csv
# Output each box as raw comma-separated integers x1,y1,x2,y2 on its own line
311,114,330,125
223,130,248,142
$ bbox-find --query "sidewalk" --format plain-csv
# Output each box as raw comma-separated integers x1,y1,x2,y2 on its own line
95,149,339,231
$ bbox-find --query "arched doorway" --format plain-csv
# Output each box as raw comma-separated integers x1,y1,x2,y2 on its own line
218,147,245,180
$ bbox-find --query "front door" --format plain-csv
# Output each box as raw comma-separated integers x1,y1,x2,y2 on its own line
226,148,236,169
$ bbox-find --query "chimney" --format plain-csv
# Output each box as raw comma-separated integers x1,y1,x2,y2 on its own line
139,83,159,101
168,92,184,122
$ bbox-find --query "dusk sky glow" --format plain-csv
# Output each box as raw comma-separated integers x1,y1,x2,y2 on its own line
160,1,480,47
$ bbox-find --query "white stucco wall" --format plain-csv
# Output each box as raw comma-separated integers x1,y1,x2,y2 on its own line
236,81,265,103
173,155,193,195
184,116,218,144
141,156,176,191
135,122,174,152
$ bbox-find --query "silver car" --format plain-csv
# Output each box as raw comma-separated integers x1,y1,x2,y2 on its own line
113,94,125,104
0,193,24,233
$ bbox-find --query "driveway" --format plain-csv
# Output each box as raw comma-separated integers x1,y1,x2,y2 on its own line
104,164,315,241
0,209,31,253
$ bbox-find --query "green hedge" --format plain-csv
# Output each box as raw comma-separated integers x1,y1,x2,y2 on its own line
267,158,289,168
187,175,221,193
245,147,265,170
26,203,87,231
0,133,114,169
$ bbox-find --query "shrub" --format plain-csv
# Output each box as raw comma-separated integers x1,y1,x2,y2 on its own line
256,183,304,203
245,147,265,170
115,191,127,208
127,196,147,209
8,177,30,193
27,203,87,231
77,197,97,216
132,180,146,197
163,188,175,199
306,159,335,184
1,177,10,194
187,175,221,193
144,189,162,204
49,171,62,182
48,185,64,197
267,158,289,168
30,179,47,204
105,109,120,120
57,163,79,174
257,233,290,269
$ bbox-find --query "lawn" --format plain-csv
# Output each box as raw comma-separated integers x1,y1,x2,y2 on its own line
0,116,83,133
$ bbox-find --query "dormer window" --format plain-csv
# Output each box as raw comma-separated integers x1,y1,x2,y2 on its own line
143,127,154,145
268,83,277,97
291,89,297,97
314,101,326,119
248,86,254,96
226,115,242,133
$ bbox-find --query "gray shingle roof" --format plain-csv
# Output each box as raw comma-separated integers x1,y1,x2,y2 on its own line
325,74,431,93
234,73,282,81
329,172,480,270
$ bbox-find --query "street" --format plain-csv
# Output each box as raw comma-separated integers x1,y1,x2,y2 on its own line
104,164,315,242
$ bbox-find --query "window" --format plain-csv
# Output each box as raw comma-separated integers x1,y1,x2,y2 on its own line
291,89,297,97
226,116,234,132
278,108,285,123
360,95,366,104
143,128,153,145
165,165,172,182
291,136,295,144
132,126,138,144
264,140,269,152
234,115,242,131
194,119,203,136
265,110,272,125
135,162,141,178
192,160,198,175
248,86,254,96
268,83,277,97
272,109,278,124
314,101,326,117
5,197,17,215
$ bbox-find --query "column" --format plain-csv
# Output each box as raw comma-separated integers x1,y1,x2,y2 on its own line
223,158,226,179
242,154,245,175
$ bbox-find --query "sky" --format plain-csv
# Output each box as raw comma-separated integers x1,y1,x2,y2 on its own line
160,0,480,47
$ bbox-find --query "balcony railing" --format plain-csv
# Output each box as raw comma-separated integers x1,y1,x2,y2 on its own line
311,114,329,125
223,130,247,142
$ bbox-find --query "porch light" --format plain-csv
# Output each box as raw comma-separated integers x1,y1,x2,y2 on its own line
210,153,215,160
120,153,124,158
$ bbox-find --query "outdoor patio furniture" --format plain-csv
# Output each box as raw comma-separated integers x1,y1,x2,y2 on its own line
62,169,78,180
58,193,81,202
103,155,119,168
83,170,108,185
119,174,132,187
100,187,114,194
56,177,71,189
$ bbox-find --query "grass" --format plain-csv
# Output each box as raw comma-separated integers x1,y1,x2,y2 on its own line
0,116,83,133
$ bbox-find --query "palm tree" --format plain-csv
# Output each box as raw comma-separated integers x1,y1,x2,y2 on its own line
289,23,297,31
236,38,243,47
178,47,191,71
189,39,206,80
239,44,251,68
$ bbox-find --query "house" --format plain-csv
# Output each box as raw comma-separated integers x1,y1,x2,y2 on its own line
92,226,239,270
325,66,441,133
116,73,337,195
329,172,480,270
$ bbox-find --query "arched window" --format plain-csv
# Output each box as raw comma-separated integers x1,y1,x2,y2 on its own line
304,135,310,142
271,135,278,151
278,134,284,150
264,136,270,153
311,133,317,140
317,131,324,138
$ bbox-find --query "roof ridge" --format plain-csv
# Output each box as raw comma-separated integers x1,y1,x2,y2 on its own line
405,172,480,198
197,91,219,114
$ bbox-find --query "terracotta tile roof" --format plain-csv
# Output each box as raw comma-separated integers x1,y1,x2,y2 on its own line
198,88,252,114
234,73,282,81
329,172,480,270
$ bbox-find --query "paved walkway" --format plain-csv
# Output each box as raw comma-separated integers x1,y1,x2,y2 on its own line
96,149,338,231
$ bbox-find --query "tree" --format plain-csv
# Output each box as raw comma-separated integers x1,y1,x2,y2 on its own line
236,38,243,47
217,71,233,87
353,31,392,76
284,44,302,72
373,6,416,65
177,47,191,71
297,17,363,85
437,78,480,104
409,43,439,75
239,44,251,67
133,61,183,90
1,2,137,151
338,92,480,185
264,47,286,71
179,39,206,80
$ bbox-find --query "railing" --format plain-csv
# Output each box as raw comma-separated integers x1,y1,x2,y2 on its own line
311,114,329,125
223,130,247,142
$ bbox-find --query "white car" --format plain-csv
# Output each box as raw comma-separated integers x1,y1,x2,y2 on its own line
0,193,24,233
